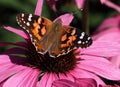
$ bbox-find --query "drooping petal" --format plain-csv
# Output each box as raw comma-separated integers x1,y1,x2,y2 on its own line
3,68,40,87
78,55,120,80
92,15,120,42
15,42,28,47
0,42,27,48
100,0,120,12
93,15,120,33
34,0,43,16
46,0,57,11
75,0,85,9
53,14,74,25
2,47,27,55
3,26,30,41
80,41,120,57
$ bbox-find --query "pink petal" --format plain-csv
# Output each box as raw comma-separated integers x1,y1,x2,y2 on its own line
52,78,97,87
46,0,57,11
52,79,79,87
80,41,120,57
75,0,85,9
99,84,120,87
34,0,43,16
2,47,27,55
94,15,120,33
100,0,120,12
16,42,28,47
54,14,74,25
70,68,105,85
3,26,30,41
92,28,120,42
0,79,6,87
100,0,108,4
0,55,14,63
38,73,58,87
3,68,40,87
59,73,74,82
0,63,27,82
0,55,27,66
108,56,120,68
37,73,50,87
0,42,17,47
75,78,97,87
0,55,28,66
0,42,27,48
78,55,120,80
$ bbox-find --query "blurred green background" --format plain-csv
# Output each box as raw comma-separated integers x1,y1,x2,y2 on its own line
0,0,119,52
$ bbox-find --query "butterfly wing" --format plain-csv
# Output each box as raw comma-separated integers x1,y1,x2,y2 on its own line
49,25,92,57
16,14,92,57
16,13,53,54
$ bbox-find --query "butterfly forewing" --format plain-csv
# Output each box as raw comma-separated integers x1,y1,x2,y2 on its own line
16,13,53,53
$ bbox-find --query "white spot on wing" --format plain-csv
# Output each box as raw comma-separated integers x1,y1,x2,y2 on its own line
16,17,19,22
26,22,30,26
23,21,26,23
17,21,20,25
88,37,91,40
79,35,83,39
21,13,24,17
29,34,32,39
28,14,32,21
86,41,88,43
21,18,24,21
26,30,29,33
78,40,82,44
23,27,26,29
73,47,77,49
19,24,22,27
79,32,85,39
82,42,85,44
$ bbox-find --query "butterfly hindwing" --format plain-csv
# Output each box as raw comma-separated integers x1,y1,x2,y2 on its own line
49,25,92,57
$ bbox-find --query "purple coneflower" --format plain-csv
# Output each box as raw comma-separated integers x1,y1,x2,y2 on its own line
1,0,120,87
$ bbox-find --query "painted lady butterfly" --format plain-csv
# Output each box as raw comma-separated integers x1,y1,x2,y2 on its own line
16,13,92,58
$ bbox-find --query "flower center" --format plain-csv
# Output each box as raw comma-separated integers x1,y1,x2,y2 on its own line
27,43,79,74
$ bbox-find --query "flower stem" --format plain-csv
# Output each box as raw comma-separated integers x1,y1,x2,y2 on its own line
82,0,89,35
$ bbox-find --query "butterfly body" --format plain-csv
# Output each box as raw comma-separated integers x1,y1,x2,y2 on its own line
16,13,92,58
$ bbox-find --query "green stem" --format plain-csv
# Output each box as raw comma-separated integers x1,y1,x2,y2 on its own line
82,0,89,35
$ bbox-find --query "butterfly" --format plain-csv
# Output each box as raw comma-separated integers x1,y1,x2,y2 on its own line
16,13,92,58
